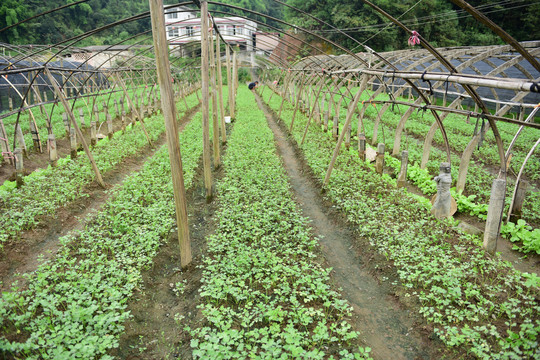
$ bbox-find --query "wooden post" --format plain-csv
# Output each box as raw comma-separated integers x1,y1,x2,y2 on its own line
70,127,78,159
8,97,13,111
209,28,221,168
484,179,506,254
0,119,13,165
376,143,385,174
48,134,58,167
121,111,126,133
45,67,106,188
397,150,409,188
149,0,192,267
79,108,85,128
231,51,237,119
358,133,366,161
62,113,70,136
225,46,233,117
93,104,100,127
29,114,42,153
90,121,97,145
324,76,368,186
201,0,213,201
509,180,529,223
15,122,27,157
14,148,23,187
114,99,119,119
107,113,113,139
216,35,227,144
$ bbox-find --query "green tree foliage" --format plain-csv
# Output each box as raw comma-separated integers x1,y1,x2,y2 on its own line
284,0,540,53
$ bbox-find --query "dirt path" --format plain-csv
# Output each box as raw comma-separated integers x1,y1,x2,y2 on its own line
256,96,448,360
0,105,200,292
112,129,232,360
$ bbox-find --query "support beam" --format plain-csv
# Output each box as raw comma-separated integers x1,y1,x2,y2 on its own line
149,0,192,268
209,28,221,168
216,35,227,144
201,0,213,201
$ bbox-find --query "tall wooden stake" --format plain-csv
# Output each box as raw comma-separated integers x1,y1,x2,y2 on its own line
209,27,220,168
44,67,105,188
225,45,233,118
201,0,213,201
149,0,192,267
216,35,227,144
116,74,153,146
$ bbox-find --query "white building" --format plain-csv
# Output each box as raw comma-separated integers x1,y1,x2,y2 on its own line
164,6,257,53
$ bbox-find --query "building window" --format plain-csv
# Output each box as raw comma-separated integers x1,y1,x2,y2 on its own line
166,10,178,19
236,26,243,35
186,26,194,37
168,26,179,37
232,25,236,35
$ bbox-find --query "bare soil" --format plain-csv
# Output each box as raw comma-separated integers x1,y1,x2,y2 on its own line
256,95,455,360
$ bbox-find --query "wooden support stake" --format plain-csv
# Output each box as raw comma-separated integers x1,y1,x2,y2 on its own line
14,148,23,187
45,67,105,188
231,51,237,119
107,113,113,140
216,35,227,144
209,29,221,168
149,0,192,267
121,111,126,133
201,0,213,201
0,119,13,165
29,114,42,153
70,127,78,159
8,97,13,111
15,122,27,157
376,143,385,174
62,113,70,136
358,133,366,161
397,150,409,188
484,179,506,254
90,121,97,146
509,180,529,223
324,76,367,186
48,134,58,167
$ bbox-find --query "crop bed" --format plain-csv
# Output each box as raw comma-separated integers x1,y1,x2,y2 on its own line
0,92,200,248
263,90,539,359
187,87,372,359
0,104,204,358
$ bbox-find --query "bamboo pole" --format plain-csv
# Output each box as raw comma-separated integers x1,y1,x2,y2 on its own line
216,35,227,144
201,0,213,201
149,0,192,267
209,27,221,168
44,67,106,188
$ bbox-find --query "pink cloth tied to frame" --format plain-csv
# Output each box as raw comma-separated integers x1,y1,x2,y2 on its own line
408,31,420,46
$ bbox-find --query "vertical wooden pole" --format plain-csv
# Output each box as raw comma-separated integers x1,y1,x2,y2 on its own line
216,35,227,144
201,0,213,201
225,46,232,117
79,108,85,128
45,67,106,188
15,122,27,157
397,150,409,188
14,148,23,187
149,0,192,267
48,134,58,167
289,73,305,132
509,180,529,223
62,113,70,136
324,76,368,186
107,113,113,139
70,127,78,159
231,51,237,118
358,133,366,161
375,143,385,174
90,121,97,145
484,179,506,254
29,113,42,153
209,27,221,168
0,119,13,165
